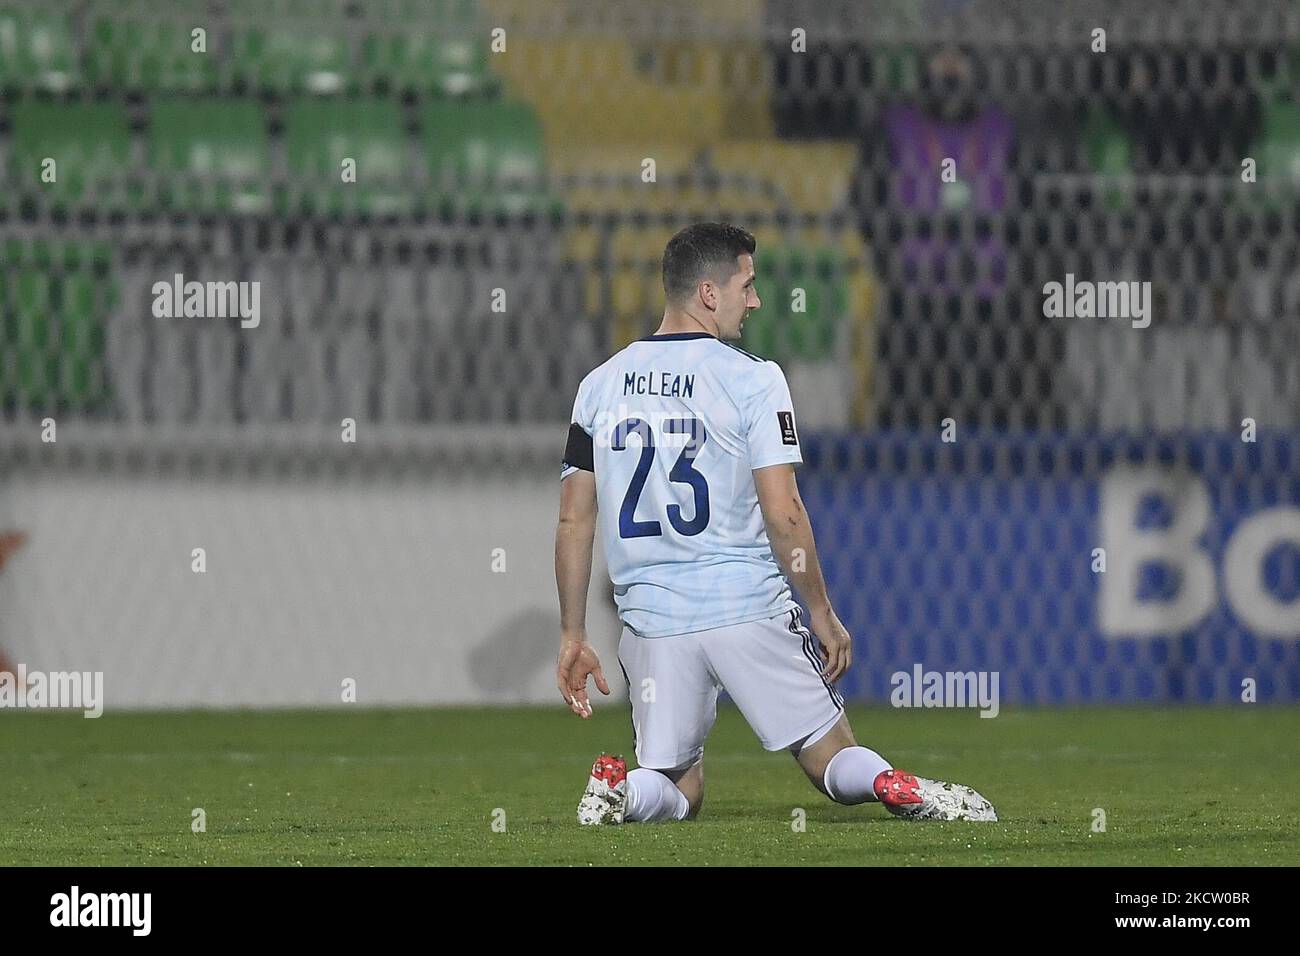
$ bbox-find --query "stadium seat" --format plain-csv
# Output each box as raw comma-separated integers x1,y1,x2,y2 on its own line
87,16,218,92
553,145,697,221
55,270,109,409
359,0,483,26
643,183,781,222
148,100,270,213
223,0,352,17
491,37,727,147
2,267,55,408
0,11,77,91
1084,107,1133,209
25,241,113,413
1254,98,1300,200
230,25,350,94
283,99,411,215
876,43,921,96
420,100,554,216
745,246,846,362
0,272,48,411
64,239,112,275
361,29,496,97
710,141,859,214
0,238,23,269
9,102,131,210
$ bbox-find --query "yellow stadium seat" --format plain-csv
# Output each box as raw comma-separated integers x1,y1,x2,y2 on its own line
710,141,859,214
490,37,729,146
564,223,601,263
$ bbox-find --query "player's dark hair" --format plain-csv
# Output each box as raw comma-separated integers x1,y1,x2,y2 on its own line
662,222,757,305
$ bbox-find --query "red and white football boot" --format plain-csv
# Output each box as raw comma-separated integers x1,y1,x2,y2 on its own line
577,754,628,825
874,769,998,822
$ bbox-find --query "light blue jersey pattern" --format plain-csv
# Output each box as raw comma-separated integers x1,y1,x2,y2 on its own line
561,331,803,637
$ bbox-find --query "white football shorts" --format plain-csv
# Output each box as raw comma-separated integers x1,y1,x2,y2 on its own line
616,606,846,770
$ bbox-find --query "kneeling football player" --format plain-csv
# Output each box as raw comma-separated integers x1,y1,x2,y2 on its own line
554,223,996,825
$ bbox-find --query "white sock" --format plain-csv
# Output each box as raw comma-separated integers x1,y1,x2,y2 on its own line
625,768,690,822
823,746,892,805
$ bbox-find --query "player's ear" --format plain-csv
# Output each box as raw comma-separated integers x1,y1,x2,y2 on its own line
699,279,717,311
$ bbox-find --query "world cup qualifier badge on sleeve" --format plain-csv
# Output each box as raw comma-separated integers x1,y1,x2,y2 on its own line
778,411,798,445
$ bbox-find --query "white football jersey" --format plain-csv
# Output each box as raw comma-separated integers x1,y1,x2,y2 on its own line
561,331,803,637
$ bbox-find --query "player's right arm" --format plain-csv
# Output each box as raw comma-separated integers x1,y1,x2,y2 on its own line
554,467,609,718
754,464,853,682
554,377,610,719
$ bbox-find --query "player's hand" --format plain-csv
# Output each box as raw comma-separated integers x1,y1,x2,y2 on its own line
809,606,852,683
0,530,27,572
556,637,611,719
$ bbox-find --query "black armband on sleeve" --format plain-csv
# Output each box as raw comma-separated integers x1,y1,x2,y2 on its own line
563,422,594,472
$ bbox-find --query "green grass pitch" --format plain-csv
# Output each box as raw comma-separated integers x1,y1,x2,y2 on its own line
1,705,1296,866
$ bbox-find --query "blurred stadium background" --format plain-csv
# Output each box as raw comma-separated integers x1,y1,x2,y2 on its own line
0,0,1298,711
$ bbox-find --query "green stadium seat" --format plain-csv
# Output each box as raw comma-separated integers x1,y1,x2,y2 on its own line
745,246,843,362
10,102,131,210
444,0,488,15
1254,99,1300,197
1252,47,1300,106
876,44,920,95
0,12,78,91
361,30,495,96
283,99,411,215
12,269,51,319
420,100,552,216
369,0,483,20
87,16,218,92
231,26,350,94
149,100,270,213
29,238,56,271
55,271,108,408
1084,107,1133,209
60,239,110,274
1,270,53,412
224,0,352,19
0,238,23,269
0,245,113,414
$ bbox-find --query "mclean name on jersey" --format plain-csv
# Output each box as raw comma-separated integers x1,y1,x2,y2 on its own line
623,371,696,399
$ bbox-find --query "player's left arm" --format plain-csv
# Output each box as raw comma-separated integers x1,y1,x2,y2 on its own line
754,464,853,682
743,360,852,682
554,469,609,718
